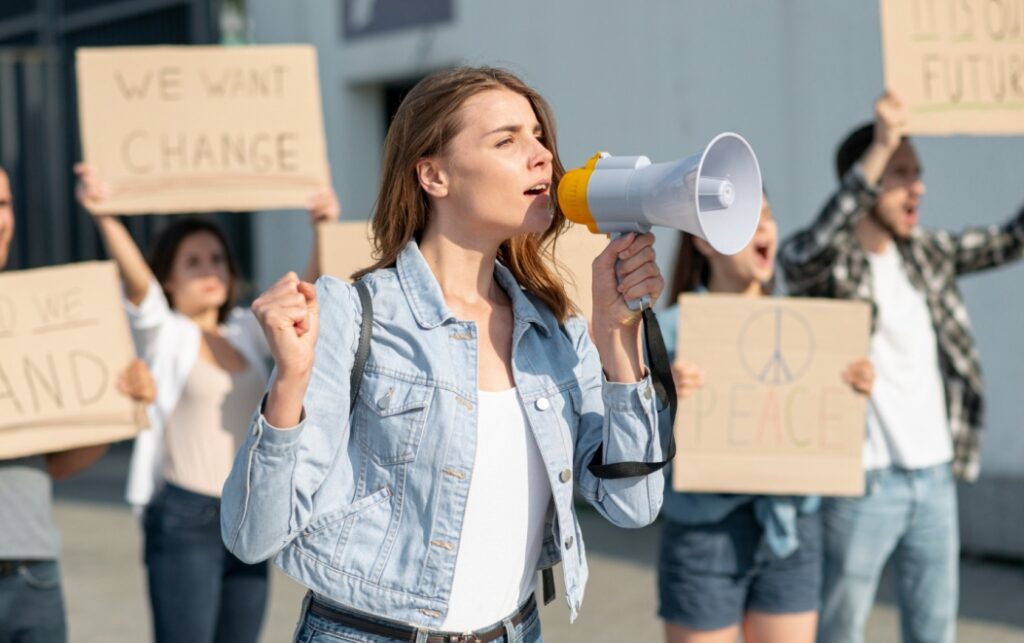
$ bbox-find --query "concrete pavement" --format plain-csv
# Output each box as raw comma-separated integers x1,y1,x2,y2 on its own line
52,445,1024,642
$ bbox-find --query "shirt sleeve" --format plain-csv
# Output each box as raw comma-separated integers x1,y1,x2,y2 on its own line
220,276,361,563
565,315,666,529
123,276,171,356
778,165,880,294
946,202,1024,276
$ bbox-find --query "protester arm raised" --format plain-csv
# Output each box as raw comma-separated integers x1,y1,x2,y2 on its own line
75,163,153,305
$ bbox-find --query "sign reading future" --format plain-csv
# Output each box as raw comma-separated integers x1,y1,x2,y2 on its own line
75,45,330,214
673,295,871,496
880,0,1024,135
0,262,147,458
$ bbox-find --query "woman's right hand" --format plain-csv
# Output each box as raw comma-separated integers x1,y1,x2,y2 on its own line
252,272,319,383
73,163,112,217
671,360,705,402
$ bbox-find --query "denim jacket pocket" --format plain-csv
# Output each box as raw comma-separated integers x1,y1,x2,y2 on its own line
353,371,433,466
298,486,394,574
303,486,393,537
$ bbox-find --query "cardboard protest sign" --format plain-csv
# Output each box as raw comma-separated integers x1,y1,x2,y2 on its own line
553,224,610,321
0,262,146,459
880,0,1024,134
76,45,330,214
672,295,871,496
318,220,376,282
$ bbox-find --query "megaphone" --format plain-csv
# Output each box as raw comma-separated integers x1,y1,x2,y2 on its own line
558,132,763,308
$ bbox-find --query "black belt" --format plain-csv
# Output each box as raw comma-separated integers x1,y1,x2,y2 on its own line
307,593,537,643
0,560,41,576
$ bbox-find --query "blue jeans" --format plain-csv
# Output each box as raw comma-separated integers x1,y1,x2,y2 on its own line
294,593,544,643
0,560,66,643
817,464,958,643
144,483,269,643
658,505,822,630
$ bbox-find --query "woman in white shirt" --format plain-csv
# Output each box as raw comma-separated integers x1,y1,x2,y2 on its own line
223,66,668,643
75,163,338,643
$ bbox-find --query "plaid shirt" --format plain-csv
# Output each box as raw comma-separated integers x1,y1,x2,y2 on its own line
779,167,1024,482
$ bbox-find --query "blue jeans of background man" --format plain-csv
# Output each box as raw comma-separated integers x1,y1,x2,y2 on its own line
817,463,958,643
144,483,269,643
0,560,67,643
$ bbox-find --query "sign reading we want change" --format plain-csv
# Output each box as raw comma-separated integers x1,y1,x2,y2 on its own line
76,45,329,214
880,0,1024,134
673,295,871,496
0,262,146,459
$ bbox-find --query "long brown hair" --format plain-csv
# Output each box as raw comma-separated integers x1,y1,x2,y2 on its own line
351,66,575,321
667,233,712,303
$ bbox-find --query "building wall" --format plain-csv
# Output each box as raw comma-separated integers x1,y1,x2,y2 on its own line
248,0,1024,556
0,0,251,274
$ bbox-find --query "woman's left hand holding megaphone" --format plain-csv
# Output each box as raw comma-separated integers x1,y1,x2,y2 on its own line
590,232,664,382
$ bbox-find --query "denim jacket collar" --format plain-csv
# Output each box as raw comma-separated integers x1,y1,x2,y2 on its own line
396,239,551,337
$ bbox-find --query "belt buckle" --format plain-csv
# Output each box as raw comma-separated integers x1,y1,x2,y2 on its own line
448,635,481,643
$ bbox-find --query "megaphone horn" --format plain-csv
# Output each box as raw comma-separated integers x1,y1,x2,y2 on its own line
558,132,763,257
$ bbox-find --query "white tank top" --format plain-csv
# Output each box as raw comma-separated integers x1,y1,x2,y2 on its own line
441,388,553,632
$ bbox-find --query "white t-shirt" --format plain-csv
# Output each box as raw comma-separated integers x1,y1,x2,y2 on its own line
441,388,552,632
864,243,953,470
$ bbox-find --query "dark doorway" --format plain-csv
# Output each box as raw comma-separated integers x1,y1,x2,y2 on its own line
0,0,252,289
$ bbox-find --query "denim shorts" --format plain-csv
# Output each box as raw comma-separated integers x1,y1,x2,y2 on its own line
294,593,543,643
657,503,822,631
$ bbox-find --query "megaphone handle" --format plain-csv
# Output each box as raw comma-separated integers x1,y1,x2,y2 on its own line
611,232,652,311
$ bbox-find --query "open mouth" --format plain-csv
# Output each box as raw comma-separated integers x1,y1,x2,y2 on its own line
524,182,550,197
754,242,772,263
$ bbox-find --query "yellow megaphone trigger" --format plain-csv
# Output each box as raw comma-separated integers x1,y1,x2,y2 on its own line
557,152,604,234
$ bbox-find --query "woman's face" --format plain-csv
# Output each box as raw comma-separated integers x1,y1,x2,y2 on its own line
163,231,231,316
703,196,777,289
425,88,554,239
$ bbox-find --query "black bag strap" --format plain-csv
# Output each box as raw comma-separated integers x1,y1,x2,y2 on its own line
350,279,373,412
587,307,677,479
542,567,556,605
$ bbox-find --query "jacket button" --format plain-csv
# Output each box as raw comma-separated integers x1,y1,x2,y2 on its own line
535,397,550,411
559,469,572,483
564,535,574,549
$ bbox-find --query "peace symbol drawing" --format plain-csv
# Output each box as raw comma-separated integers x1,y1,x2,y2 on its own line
737,306,816,386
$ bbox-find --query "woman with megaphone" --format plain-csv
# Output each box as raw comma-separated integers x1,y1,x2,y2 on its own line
655,194,874,643
220,66,671,643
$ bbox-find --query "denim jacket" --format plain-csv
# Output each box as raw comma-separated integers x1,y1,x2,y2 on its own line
221,240,665,626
